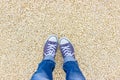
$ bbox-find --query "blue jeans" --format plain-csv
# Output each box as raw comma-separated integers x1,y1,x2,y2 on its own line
31,59,85,80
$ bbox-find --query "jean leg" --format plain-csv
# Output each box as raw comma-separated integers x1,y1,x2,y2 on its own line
63,61,85,80
31,60,55,80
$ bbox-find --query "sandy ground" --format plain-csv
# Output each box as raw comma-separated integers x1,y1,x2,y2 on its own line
0,0,120,80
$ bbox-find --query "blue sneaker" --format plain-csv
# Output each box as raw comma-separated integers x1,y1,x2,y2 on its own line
43,35,58,59
59,38,75,59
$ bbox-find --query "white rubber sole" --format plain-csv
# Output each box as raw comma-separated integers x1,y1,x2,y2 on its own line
59,37,71,45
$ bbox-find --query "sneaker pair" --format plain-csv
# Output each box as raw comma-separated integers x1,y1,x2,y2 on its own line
43,35,75,62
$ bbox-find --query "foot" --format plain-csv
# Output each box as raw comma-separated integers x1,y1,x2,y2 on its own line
59,37,75,58
43,35,58,58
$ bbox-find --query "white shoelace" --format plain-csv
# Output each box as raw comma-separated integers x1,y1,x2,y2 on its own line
45,43,56,56
61,45,73,56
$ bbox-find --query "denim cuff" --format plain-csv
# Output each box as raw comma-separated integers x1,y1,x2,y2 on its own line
64,56,76,63
43,56,55,62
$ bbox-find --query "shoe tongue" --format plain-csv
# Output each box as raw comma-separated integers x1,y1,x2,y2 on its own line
61,43,74,53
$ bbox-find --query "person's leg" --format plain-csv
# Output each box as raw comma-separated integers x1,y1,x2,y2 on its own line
31,35,58,80
59,38,86,80
63,59,85,80
31,59,55,80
